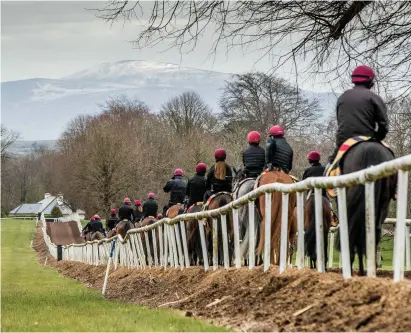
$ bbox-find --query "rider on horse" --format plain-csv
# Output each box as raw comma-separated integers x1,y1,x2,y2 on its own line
185,163,207,211
265,125,293,174
143,192,158,218
303,151,327,197
328,65,389,164
204,149,233,202
106,208,118,231
133,200,144,223
242,130,265,178
83,214,105,238
118,197,135,222
162,168,188,216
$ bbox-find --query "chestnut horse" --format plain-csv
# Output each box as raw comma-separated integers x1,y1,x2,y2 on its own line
203,192,234,267
186,203,205,265
256,170,297,266
115,220,134,239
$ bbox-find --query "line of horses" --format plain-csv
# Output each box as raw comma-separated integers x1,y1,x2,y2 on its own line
86,142,397,275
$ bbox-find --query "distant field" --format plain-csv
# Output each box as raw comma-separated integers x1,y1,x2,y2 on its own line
1,219,226,332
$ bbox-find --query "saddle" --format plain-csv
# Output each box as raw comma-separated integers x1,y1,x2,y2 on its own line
203,192,232,211
325,136,392,198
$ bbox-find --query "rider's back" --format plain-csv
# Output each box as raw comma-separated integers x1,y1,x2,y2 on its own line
187,174,206,203
118,204,134,221
163,176,188,204
243,144,265,177
336,85,388,146
143,198,158,217
265,137,293,173
302,162,325,180
206,162,232,193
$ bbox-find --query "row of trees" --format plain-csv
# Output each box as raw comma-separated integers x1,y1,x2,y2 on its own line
2,72,410,218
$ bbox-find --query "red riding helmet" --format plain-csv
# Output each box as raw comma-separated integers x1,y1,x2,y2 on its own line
214,148,227,161
247,131,261,144
351,65,375,83
157,213,163,219
307,151,321,161
134,200,142,206
269,125,284,137
173,168,184,177
148,192,155,199
90,217,95,222
110,208,117,215
124,197,131,204
93,214,101,220
195,162,207,173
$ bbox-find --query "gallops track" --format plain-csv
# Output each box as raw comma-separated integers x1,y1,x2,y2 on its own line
45,221,83,245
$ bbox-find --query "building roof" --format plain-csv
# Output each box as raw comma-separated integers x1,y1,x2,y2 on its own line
9,203,42,215
9,194,74,216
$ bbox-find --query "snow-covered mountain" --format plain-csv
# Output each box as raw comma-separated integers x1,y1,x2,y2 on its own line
1,60,338,140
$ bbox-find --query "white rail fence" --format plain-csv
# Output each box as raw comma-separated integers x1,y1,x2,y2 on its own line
41,154,411,283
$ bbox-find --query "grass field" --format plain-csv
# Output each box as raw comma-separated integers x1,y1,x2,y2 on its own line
1,219,227,332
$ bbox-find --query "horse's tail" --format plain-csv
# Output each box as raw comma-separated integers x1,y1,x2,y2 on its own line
304,197,317,260
305,197,332,263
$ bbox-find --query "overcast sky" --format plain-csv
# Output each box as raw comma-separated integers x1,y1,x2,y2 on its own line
1,1,335,92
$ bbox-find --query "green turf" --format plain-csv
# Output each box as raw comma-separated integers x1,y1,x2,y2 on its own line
1,219,227,332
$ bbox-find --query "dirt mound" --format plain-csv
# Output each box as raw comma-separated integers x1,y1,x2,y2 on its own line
46,221,83,245
33,225,411,332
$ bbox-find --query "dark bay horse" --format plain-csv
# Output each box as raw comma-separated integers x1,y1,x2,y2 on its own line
302,194,332,269
138,216,159,265
186,203,204,265
116,220,134,239
256,170,297,266
82,230,104,241
203,192,234,267
339,141,396,275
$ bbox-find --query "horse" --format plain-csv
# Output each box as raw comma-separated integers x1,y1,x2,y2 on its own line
302,193,332,269
106,228,117,239
186,203,205,265
82,230,104,241
138,216,159,265
232,168,262,266
203,192,234,267
165,203,187,261
256,169,297,266
338,141,397,276
115,220,134,239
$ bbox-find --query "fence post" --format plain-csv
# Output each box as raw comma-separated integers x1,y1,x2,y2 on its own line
393,170,409,282
248,201,255,269
337,187,351,279
328,232,334,268
174,224,184,269
102,240,116,295
57,245,62,261
365,181,376,277
179,221,190,268
198,219,209,271
314,188,325,272
233,209,241,268
263,192,272,272
406,226,411,271
279,193,289,273
296,192,305,269
220,214,230,269
212,218,218,270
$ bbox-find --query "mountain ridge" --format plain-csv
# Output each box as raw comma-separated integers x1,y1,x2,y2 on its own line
1,60,338,140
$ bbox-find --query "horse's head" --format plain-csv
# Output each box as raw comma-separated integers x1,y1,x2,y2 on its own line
232,166,245,190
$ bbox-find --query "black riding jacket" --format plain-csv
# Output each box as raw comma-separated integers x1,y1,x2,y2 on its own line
265,137,293,173
143,198,158,218
163,175,188,204
118,204,135,222
336,85,389,147
133,206,145,222
186,173,207,204
302,162,326,180
243,144,266,177
106,216,118,230
206,163,233,193
302,162,327,197
83,220,105,233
